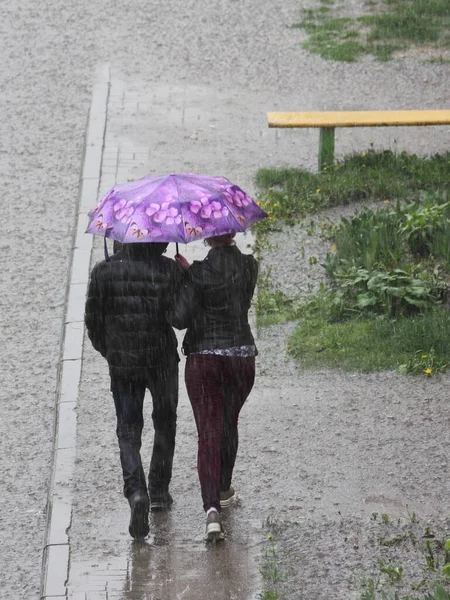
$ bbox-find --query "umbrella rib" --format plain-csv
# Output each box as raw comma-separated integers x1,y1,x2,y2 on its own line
174,175,189,244
140,174,171,201
176,173,229,196
221,197,247,232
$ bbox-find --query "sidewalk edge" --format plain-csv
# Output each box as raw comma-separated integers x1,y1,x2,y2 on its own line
39,63,110,600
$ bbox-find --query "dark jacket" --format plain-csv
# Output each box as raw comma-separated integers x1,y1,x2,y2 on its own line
85,244,183,380
169,245,258,355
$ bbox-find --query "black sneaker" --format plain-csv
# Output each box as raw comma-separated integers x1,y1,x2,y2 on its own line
128,489,149,539
150,491,173,512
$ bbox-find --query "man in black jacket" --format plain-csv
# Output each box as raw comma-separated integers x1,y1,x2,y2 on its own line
85,242,182,539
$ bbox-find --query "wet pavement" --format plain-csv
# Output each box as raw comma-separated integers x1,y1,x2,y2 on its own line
2,0,450,598
62,74,267,599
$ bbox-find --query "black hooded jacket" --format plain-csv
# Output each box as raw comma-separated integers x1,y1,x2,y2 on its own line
169,245,258,355
85,244,183,380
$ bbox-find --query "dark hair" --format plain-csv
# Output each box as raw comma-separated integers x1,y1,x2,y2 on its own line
122,242,168,256
146,242,169,256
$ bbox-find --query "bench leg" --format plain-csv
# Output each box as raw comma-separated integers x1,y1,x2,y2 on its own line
318,127,335,171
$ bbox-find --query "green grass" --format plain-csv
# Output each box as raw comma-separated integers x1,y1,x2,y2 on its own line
294,0,450,61
287,305,450,373
255,150,450,374
255,150,450,229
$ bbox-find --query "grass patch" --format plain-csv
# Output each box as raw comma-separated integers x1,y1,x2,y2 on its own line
294,0,450,61
255,150,450,374
255,150,450,228
287,304,450,373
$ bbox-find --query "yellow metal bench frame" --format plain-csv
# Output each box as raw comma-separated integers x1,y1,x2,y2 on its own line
267,110,450,170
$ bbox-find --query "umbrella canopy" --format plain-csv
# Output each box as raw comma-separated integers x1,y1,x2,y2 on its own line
85,173,268,244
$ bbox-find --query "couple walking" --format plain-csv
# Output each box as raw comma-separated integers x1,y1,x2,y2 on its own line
84,232,258,542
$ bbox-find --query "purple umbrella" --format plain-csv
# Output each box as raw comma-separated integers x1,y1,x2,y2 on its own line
86,173,268,253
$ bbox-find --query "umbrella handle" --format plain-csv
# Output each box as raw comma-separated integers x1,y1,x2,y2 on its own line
104,237,110,261
176,242,179,256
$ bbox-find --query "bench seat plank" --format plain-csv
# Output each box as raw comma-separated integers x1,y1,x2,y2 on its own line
267,110,450,128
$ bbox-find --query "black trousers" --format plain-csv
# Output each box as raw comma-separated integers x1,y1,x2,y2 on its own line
110,359,178,500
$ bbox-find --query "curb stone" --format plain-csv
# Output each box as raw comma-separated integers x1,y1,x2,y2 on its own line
39,64,110,600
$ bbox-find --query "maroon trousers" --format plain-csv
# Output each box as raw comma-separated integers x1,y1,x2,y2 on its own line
185,354,255,512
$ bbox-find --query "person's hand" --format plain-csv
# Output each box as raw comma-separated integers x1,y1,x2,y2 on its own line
175,253,190,270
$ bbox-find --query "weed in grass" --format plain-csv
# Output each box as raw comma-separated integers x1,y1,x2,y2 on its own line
321,192,450,319
398,347,448,376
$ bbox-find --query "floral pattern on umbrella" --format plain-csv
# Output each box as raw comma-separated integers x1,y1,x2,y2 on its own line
86,173,268,243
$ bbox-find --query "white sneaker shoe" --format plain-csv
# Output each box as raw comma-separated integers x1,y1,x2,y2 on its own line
205,508,224,542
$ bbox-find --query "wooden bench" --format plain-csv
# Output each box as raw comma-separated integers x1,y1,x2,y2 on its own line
267,110,450,171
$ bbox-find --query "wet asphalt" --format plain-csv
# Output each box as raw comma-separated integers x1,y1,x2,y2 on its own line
1,0,450,598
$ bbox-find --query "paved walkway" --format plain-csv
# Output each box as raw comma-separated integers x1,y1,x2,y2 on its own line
42,68,291,600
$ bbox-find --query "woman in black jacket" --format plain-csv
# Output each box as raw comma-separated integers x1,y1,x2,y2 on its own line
170,233,258,542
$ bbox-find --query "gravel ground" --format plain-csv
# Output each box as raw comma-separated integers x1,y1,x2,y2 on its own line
261,515,450,599
2,0,450,597
258,200,385,298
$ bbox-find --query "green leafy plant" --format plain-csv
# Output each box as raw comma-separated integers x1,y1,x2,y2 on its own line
327,263,442,317
400,197,450,257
